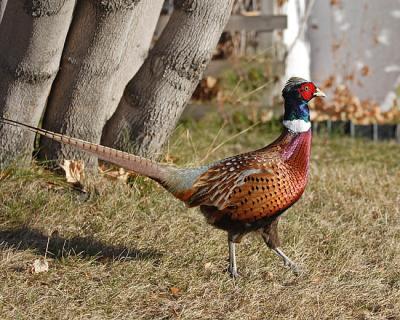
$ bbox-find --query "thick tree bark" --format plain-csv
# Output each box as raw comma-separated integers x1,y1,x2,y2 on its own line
108,0,163,121
101,0,234,158
40,0,163,168
0,0,75,168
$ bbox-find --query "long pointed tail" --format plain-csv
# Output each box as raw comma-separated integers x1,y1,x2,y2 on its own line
0,117,172,183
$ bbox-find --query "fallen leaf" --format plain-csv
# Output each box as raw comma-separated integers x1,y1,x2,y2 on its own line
361,65,370,77
170,287,181,297
206,76,218,89
276,0,287,7
30,258,49,274
164,153,178,164
260,110,273,123
204,262,213,270
322,75,335,89
311,276,321,284
0,170,11,181
345,73,355,82
265,271,274,280
60,160,85,184
99,166,132,182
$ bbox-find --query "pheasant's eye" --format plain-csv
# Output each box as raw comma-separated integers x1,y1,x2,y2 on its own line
304,86,309,91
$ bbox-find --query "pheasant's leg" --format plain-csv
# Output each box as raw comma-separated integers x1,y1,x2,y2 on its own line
261,218,300,275
227,233,243,278
271,247,300,275
228,240,238,278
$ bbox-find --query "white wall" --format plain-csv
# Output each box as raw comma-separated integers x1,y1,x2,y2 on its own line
307,0,400,110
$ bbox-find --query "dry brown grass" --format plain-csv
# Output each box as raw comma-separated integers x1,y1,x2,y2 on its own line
0,114,399,319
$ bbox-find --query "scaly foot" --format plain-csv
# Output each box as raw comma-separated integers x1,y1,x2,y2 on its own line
273,247,301,275
227,265,239,279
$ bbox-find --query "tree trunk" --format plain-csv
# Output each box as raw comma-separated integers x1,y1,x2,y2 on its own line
101,0,234,158
108,0,164,121
0,0,7,24
0,0,75,169
39,0,163,169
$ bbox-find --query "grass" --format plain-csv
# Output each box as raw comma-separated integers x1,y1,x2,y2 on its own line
0,113,399,319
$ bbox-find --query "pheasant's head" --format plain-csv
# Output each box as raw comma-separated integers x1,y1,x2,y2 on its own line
282,77,326,133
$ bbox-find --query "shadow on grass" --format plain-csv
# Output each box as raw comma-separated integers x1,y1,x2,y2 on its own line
0,227,162,262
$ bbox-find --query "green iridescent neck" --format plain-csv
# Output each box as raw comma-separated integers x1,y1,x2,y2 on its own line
283,99,310,122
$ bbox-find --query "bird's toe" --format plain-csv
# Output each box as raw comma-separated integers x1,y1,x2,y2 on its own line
227,267,240,279
288,262,302,276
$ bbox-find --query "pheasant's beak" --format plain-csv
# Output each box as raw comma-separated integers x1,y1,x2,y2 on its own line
313,87,326,97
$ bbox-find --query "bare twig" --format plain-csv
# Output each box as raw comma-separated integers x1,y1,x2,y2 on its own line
235,80,274,103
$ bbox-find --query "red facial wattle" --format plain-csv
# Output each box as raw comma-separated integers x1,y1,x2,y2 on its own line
298,82,316,101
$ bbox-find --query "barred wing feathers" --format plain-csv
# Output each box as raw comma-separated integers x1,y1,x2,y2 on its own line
188,151,304,222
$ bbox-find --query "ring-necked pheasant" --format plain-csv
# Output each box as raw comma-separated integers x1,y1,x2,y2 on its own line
0,77,325,277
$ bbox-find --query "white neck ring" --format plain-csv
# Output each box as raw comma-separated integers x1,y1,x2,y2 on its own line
282,119,311,133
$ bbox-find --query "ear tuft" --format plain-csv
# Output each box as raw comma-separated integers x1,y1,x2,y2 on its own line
282,77,309,97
